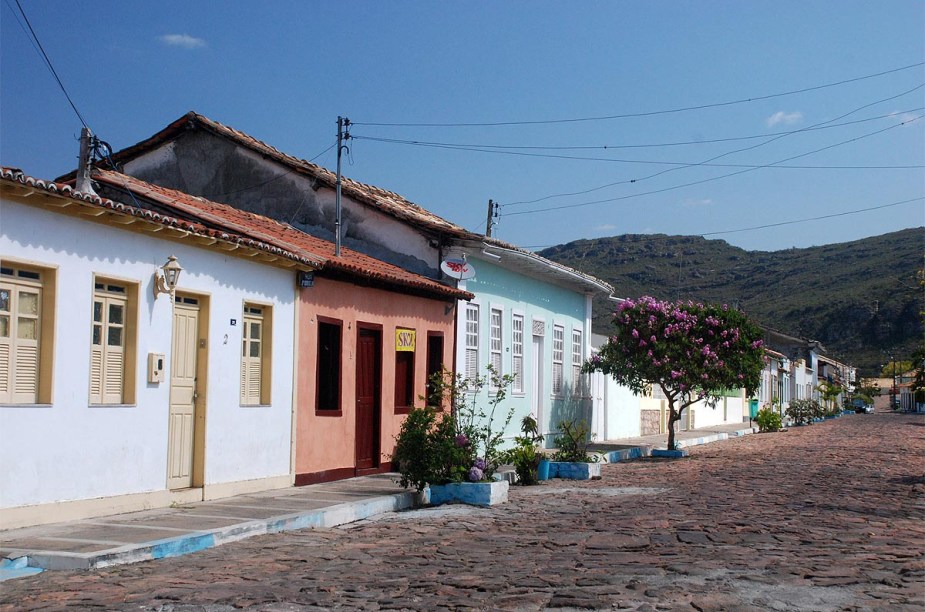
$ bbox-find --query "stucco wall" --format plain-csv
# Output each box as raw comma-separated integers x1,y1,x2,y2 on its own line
0,199,295,509
295,276,455,478
123,132,440,277
454,257,589,443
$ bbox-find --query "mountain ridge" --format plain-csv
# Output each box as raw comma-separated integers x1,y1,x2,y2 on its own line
539,227,924,376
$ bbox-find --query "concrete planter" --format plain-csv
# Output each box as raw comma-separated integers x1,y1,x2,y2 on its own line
651,449,689,458
427,480,509,507
548,461,602,480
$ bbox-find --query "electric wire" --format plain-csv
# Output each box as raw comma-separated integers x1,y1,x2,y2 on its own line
700,196,925,237
503,83,925,207
351,108,923,153
352,62,924,127
11,0,90,130
502,114,923,217
351,136,921,170
519,195,924,250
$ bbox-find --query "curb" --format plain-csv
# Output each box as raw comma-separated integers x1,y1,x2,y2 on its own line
604,427,756,463
2,490,420,574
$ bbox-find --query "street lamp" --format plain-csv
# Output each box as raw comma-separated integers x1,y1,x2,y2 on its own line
153,255,183,299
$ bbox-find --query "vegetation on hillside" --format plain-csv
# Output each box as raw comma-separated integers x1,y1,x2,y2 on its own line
540,228,924,376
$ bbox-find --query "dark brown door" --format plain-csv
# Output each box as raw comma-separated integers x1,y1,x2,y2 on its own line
426,333,444,406
355,328,381,471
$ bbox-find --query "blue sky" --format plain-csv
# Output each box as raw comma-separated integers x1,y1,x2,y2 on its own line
2,1,923,252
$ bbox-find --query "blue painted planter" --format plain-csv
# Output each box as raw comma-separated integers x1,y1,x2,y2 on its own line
548,461,602,480
428,480,509,507
651,449,689,458
537,460,551,481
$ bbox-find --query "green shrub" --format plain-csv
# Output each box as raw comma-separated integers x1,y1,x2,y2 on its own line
754,407,783,432
551,419,598,463
786,399,822,425
498,415,545,486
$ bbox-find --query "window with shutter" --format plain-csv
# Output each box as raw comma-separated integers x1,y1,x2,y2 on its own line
89,282,128,404
572,328,583,394
512,314,524,394
552,324,564,395
489,307,502,389
241,304,270,406
1,269,43,404
465,304,479,381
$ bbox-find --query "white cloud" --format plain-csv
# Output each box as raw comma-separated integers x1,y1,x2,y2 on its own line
766,111,803,128
594,223,618,232
889,110,920,126
159,34,206,49
681,198,713,208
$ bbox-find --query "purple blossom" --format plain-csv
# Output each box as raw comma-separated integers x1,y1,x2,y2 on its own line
455,434,469,447
632,329,640,338
474,457,487,471
468,466,484,482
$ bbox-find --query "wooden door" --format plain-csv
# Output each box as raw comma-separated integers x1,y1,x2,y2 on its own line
531,335,544,431
425,333,444,406
168,299,199,489
355,328,381,471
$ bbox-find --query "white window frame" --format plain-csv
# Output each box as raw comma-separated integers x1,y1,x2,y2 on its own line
511,312,524,395
465,303,479,382
552,323,564,396
572,328,583,394
489,306,502,390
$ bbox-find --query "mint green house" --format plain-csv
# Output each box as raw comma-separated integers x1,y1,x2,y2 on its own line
450,242,613,445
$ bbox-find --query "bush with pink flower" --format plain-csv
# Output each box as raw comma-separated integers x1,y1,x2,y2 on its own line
584,296,764,450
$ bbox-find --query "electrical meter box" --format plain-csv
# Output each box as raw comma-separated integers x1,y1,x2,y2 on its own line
147,353,166,383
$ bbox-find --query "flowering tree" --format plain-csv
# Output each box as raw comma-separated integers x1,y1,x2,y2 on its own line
584,296,765,450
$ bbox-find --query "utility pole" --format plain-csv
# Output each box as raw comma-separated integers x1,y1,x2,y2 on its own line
335,116,350,257
485,199,499,237
76,127,95,195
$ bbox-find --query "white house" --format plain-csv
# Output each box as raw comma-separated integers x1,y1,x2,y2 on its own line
0,168,308,528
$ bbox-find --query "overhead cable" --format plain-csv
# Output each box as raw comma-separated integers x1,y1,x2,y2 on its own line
352,62,924,127
503,114,923,217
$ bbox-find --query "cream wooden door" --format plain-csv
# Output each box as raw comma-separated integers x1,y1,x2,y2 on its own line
167,300,199,489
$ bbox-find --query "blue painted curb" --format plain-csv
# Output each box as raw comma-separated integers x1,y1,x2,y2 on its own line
652,449,689,458
0,557,43,582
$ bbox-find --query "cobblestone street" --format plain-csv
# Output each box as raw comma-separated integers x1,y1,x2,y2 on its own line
2,412,923,611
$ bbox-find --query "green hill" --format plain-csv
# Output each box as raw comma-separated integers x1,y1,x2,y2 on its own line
539,228,924,376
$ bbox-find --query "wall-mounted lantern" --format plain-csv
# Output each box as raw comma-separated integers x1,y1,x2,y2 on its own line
153,255,183,299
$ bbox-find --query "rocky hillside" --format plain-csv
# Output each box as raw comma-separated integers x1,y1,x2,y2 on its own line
539,228,924,376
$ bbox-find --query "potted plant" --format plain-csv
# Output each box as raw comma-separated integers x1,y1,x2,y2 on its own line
547,419,602,480
391,367,514,506
499,415,545,485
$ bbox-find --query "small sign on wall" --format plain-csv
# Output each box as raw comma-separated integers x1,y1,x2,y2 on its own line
396,328,416,352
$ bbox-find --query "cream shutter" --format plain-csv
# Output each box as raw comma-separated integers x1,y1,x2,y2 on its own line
240,313,262,405
0,283,11,403
12,286,40,404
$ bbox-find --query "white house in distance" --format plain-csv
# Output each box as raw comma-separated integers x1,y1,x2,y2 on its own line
0,168,309,528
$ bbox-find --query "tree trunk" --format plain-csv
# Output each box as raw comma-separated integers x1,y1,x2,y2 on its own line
666,399,681,450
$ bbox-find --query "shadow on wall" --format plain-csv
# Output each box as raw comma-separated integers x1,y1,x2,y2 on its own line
545,381,593,449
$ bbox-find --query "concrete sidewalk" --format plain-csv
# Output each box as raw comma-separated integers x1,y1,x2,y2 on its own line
1,421,757,581
1,474,417,579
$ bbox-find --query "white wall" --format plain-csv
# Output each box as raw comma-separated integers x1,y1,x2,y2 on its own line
0,199,295,509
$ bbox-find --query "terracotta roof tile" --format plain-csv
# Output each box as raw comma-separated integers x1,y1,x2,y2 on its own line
91,169,471,300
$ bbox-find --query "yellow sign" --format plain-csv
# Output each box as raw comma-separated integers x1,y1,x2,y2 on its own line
396,329,416,352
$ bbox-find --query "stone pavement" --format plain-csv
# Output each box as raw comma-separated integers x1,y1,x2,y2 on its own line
2,412,923,610
0,422,754,580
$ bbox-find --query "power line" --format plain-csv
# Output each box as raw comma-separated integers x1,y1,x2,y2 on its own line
701,196,925,237
518,196,925,250
10,0,90,130
503,114,923,217
352,135,922,170
353,62,924,127
504,83,924,207
352,108,922,153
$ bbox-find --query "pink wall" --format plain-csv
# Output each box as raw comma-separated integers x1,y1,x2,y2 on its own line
296,276,456,482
